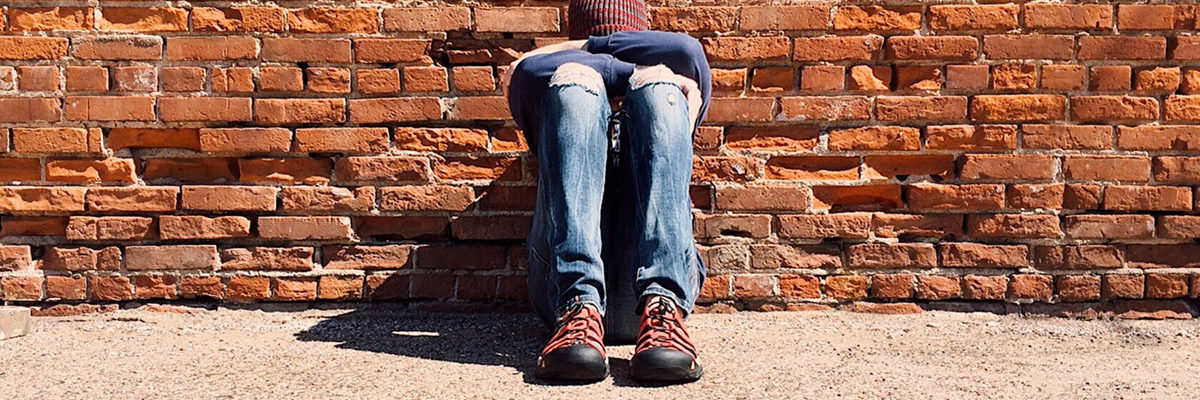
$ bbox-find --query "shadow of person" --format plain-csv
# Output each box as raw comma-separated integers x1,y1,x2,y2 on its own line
294,305,659,387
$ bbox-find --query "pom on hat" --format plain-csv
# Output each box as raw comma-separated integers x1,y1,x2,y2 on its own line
567,0,650,40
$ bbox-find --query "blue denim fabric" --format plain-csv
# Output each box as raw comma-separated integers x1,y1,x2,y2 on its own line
525,75,706,343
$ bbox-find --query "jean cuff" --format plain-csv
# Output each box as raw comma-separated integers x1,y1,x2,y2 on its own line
639,287,693,319
555,294,605,322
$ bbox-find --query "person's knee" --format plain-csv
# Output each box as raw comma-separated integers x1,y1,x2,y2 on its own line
549,62,604,94
629,64,679,91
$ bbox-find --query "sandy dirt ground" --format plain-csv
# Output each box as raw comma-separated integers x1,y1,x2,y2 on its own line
1,305,1199,399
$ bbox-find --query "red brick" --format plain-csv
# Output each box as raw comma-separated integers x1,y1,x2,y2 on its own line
1104,186,1192,212
732,275,776,298
706,98,774,123
765,156,856,181
925,125,1017,150
354,39,432,64
211,67,254,92
379,185,474,211
433,157,520,181
193,7,286,32
1118,5,1178,30
829,126,919,151
417,244,506,270
873,214,963,239
197,128,290,153
227,276,270,301
255,99,346,124
916,276,961,300
1079,37,1167,60
99,7,188,32
756,67,797,92
1024,4,1113,30
777,213,871,239
449,96,511,120
778,96,871,121
357,68,401,94
403,66,448,92
970,95,1066,122
90,276,131,301
967,214,1062,239
701,37,789,62
65,66,108,92
0,187,85,212
1007,184,1065,210
983,35,1074,60
1103,275,1144,299
262,38,351,63
1136,67,1182,92
0,36,68,60
697,214,771,239
161,67,205,92
159,216,251,240
16,66,59,92
65,96,154,121
1023,125,1112,150
160,97,253,122
335,156,430,182
274,277,317,301
1158,215,1200,239
178,276,223,299
886,36,978,61
893,65,940,91
929,5,1018,32
960,154,1056,181
1071,96,1159,122
1035,245,1124,270
166,36,257,60
1065,215,1155,240
1118,125,1200,151
740,5,830,31
945,65,989,90
875,96,967,122
475,7,558,32
45,276,87,300
1041,64,1086,91
1057,275,1101,302
12,127,97,153
1062,156,1150,182
650,7,736,32
258,216,353,241
940,243,1030,268
126,245,219,271
179,186,276,212
287,7,377,33
86,187,177,212
9,7,94,31
793,36,883,62
239,157,331,184
962,275,1007,300
907,183,1004,211
826,275,869,300
870,274,915,300
991,64,1037,90
133,275,178,300
46,158,137,183
384,7,470,32
1146,274,1190,299
1009,274,1054,301
221,247,313,271
847,65,889,91
349,97,443,124
848,243,936,269
833,5,920,31
811,185,901,210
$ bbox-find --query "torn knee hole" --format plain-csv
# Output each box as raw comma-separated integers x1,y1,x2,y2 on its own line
629,64,677,91
549,62,604,93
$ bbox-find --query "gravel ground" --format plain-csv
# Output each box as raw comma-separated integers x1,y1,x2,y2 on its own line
2,305,1199,399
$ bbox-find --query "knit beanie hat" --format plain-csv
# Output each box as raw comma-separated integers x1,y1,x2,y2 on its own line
567,0,650,40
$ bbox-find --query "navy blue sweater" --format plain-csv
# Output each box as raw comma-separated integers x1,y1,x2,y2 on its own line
506,31,712,137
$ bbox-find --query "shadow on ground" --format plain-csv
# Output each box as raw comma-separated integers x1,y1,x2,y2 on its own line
294,305,648,386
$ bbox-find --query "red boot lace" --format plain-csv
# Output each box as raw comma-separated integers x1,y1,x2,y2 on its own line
541,302,605,357
635,296,696,358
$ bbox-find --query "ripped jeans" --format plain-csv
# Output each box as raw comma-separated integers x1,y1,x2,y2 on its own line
525,64,706,344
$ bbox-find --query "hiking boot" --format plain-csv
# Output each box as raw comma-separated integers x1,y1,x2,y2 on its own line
629,295,702,383
535,302,609,381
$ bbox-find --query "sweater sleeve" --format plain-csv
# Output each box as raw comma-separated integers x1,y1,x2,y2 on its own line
505,49,636,134
586,30,713,129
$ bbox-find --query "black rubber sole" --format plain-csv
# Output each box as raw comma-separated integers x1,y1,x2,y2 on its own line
629,348,703,383
535,345,610,382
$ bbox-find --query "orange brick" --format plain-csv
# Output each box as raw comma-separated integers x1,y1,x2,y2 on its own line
287,8,378,33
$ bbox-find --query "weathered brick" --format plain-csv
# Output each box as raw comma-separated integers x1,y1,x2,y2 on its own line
126,245,219,271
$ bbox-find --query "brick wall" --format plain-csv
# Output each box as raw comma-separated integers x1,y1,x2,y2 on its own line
0,1,1198,315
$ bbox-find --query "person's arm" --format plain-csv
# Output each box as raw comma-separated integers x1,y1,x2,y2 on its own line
585,31,712,130
503,50,636,134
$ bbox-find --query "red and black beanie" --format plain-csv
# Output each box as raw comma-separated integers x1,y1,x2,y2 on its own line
567,0,650,40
